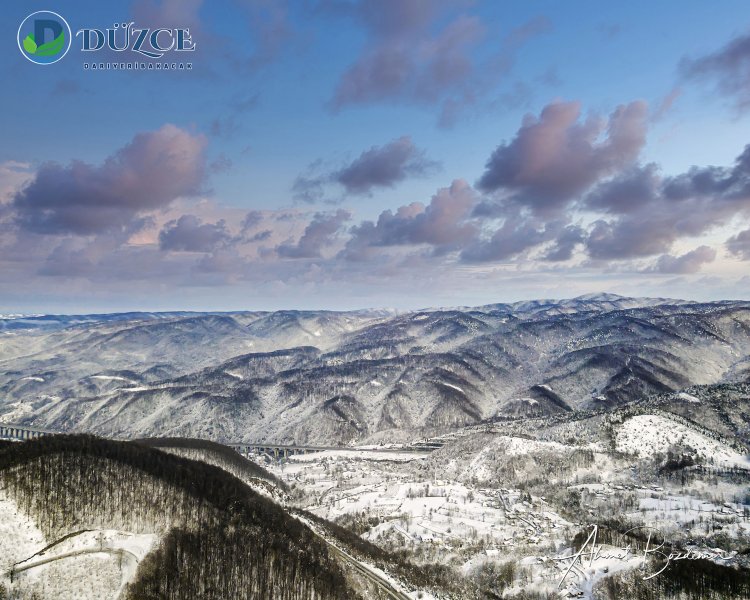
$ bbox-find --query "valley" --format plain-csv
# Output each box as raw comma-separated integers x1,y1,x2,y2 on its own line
0,295,749,599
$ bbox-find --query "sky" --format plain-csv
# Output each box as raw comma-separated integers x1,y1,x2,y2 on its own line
1,0,750,312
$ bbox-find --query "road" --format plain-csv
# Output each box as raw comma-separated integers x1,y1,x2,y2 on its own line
11,546,136,576
291,510,412,600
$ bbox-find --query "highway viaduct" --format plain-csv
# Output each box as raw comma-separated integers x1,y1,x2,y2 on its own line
0,423,443,459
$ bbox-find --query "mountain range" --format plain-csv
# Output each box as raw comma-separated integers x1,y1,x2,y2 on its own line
1,293,749,445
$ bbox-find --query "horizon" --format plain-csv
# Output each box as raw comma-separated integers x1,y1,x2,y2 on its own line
2,291,747,317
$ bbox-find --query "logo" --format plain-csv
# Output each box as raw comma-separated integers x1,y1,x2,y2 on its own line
17,11,72,65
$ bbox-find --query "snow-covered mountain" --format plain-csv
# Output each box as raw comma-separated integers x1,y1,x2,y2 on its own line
1,295,749,444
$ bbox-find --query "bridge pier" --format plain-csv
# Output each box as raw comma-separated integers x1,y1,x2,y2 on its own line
0,423,54,442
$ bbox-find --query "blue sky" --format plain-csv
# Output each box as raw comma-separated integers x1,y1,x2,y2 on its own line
1,0,750,312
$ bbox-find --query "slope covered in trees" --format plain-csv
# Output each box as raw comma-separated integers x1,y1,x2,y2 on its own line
0,435,358,600
138,436,284,487
4,298,750,445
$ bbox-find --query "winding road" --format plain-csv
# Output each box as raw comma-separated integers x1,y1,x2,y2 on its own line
291,510,412,600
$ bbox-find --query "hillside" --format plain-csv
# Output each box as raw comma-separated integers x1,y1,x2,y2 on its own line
1,383,749,598
0,435,360,600
1,296,749,445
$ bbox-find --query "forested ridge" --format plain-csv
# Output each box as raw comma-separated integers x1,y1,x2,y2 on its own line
137,436,286,488
0,435,358,600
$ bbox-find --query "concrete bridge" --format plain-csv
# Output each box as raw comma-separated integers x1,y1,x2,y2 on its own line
0,422,56,441
231,444,326,460
0,421,445,460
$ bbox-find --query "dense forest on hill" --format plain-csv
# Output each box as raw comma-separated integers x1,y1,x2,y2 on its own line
137,436,286,488
0,435,357,600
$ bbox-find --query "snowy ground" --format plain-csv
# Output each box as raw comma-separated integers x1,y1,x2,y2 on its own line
0,492,158,600
252,425,750,599
0,492,45,575
262,445,582,596
2,405,746,599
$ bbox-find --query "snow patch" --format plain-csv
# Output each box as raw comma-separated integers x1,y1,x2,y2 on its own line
439,382,464,393
677,392,701,403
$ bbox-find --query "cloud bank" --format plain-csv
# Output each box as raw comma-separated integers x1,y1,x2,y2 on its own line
2,97,749,308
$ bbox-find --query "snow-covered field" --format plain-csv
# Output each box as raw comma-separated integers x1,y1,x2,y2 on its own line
284,448,424,463
0,492,158,600
360,483,573,548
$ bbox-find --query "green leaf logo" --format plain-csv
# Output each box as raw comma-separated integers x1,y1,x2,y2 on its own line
23,34,37,54
35,32,65,57
18,11,72,65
